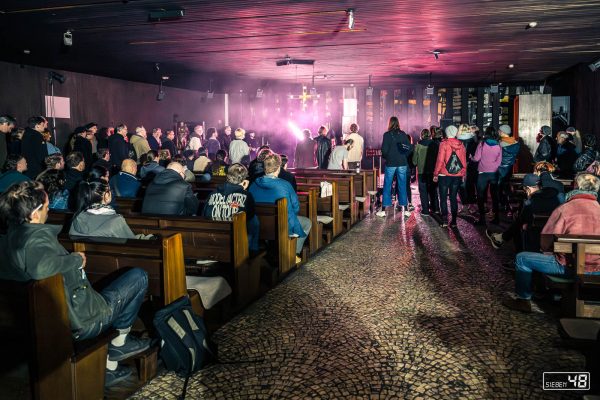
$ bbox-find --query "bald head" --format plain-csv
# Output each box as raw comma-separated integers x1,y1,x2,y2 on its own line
121,159,138,175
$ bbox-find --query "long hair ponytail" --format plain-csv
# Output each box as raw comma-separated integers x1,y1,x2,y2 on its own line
75,180,110,214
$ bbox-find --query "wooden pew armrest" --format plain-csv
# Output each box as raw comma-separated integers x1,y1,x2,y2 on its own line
73,329,118,361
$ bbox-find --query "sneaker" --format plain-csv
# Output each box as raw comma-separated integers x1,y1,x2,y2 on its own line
501,297,532,313
440,222,448,228
421,212,430,217
485,230,504,249
407,204,415,211
375,210,386,218
295,255,302,264
105,365,132,387
108,335,151,362
403,210,412,217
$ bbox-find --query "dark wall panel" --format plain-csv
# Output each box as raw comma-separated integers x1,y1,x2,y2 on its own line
0,61,225,147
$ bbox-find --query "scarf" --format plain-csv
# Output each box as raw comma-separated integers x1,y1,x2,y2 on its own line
565,189,598,202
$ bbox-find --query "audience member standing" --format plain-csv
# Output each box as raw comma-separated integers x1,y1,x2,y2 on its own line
294,129,317,168
73,126,93,173
376,116,413,218
245,131,260,159
249,153,311,261
21,116,49,179
162,130,178,159
108,124,131,172
96,127,111,150
205,127,221,160
413,128,438,216
130,126,151,163
219,126,233,153
229,128,250,164
148,128,162,152
0,115,16,168
8,128,24,156
85,123,98,155
533,125,556,163
93,148,112,173
188,125,203,152
457,124,478,213
0,154,29,193
142,162,199,216
567,126,582,154
574,134,600,172
472,126,502,225
433,125,467,228
314,125,331,169
345,123,364,170
555,131,577,178
497,125,519,213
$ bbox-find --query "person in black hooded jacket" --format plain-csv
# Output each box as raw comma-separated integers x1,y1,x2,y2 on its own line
142,162,199,216
21,116,49,179
533,125,556,163
314,125,331,169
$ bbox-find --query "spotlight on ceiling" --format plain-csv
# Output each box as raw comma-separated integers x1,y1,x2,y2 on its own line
525,21,538,30
48,71,66,84
63,30,73,46
347,8,355,30
507,64,515,69
588,59,600,72
432,49,441,60
256,88,263,98
161,75,170,80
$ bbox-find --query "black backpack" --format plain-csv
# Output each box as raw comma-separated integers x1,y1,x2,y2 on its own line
153,296,216,399
445,149,463,174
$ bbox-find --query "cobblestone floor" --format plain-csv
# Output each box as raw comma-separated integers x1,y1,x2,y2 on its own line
132,210,585,399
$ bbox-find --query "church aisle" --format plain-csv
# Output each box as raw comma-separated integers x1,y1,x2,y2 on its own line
132,212,584,399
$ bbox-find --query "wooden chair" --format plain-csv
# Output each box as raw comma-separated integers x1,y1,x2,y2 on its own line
0,274,115,400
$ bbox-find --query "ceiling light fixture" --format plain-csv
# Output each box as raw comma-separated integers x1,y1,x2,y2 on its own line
63,30,73,46
507,64,515,69
588,58,600,72
426,72,434,95
525,21,538,30
161,75,170,80
347,8,355,30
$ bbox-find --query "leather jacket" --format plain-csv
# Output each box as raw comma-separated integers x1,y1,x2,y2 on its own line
314,135,331,169
534,135,556,163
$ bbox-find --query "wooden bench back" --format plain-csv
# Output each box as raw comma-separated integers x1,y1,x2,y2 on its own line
255,198,296,275
297,181,342,237
115,197,143,215
297,187,319,254
291,169,367,198
60,234,186,306
0,275,73,399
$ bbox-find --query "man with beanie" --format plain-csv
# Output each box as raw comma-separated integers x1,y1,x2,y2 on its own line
533,125,556,163
433,125,467,227
497,124,520,214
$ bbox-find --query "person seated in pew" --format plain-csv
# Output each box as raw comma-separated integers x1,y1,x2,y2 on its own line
192,147,212,183
211,149,229,177
533,161,565,204
0,181,150,386
328,139,354,170
70,180,136,239
142,162,199,216
278,154,297,192
203,163,260,252
88,164,110,183
37,168,69,210
92,148,112,175
64,151,86,193
555,131,578,179
139,150,165,183
502,173,600,313
248,146,271,183
249,153,312,262
173,154,196,182
486,173,561,252
109,159,141,198
0,154,30,193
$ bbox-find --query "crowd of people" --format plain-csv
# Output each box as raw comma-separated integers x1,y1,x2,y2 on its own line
1,111,600,386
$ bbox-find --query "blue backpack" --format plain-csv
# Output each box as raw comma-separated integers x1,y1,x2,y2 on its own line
153,296,216,399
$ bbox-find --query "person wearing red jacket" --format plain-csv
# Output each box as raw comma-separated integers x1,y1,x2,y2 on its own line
433,125,467,228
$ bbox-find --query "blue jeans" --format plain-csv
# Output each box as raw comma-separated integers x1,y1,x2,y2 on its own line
515,252,569,299
383,166,408,207
78,268,148,340
247,215,260,252
438,176,462,221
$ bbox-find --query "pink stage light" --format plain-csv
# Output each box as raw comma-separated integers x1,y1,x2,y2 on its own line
287,121,304,141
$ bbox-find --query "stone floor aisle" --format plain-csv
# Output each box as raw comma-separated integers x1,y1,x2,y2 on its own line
132,212,585,399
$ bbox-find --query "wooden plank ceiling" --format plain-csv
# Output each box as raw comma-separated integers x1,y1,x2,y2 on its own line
1,0,600,90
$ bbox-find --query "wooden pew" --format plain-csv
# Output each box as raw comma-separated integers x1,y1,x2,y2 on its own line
297,187,320,255
123,213,259,308
0,274,115,399
115,197,143,215
60,234,187,307
294,175,357,229
297,181,343,241
255,198,297,277
550,235,600,318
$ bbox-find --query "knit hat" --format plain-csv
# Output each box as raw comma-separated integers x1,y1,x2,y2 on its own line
541,125,551,136
498,125,512,135
445,125,458,138
522,173,540,187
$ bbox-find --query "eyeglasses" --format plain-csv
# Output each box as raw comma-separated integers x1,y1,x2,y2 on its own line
31,203,43,215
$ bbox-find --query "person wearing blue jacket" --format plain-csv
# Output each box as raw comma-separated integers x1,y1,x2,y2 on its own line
497,125,520,214
249,153,311,260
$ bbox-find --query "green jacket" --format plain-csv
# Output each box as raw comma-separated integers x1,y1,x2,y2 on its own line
0,223,110,338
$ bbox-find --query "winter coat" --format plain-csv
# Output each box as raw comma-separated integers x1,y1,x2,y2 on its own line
108,134,131,171
498,137,520,178
130,134,151,162
140,161,165,179
109,172,141,198
202,182,255,221
142,169,199,216
314,135,332,169
0,170,30,193
0,223,111,338
147,135,161,152
73,135,93,173
574,147,600,172
70,206,135,239
249,175,306,238
294,138,317,168
473,139,502,173
539,171,565,195
219,134,232,152
21,128,48,179
205,138,221,157
556,141,578,178
434,138,467,178
229,139,250,164
534,135,556,163
187,135,202,152
161,139,177,159
278,168,298,192
381,129,412,167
